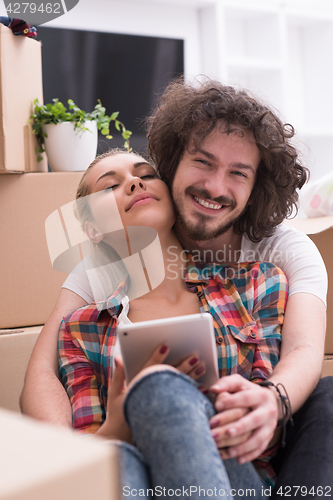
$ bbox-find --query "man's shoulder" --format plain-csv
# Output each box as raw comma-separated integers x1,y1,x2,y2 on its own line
245,223,310,246
240,223,313,262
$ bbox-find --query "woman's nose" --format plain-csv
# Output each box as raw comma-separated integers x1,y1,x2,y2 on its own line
128,177,145,193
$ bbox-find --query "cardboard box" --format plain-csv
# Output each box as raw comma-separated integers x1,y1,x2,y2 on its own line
284,216,333,355
0,325,42,412
0,408,119,500
322,355,333,378
0,24,47,173
0,172,82,328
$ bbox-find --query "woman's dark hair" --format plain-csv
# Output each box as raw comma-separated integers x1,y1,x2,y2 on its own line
146,78,309,242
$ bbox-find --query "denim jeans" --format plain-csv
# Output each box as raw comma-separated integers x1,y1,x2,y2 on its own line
117,369,267,500
271,376,333,498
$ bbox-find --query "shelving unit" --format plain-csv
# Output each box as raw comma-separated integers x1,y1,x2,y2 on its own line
199,0,333,182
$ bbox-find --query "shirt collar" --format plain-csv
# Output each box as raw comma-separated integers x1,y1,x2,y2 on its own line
185,254,229,285
95,276,129,319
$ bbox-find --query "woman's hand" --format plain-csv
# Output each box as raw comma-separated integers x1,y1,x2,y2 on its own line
210,407,252,459
96,357,132,442
127,344,207,389
141,344,206,379
209,374,280,463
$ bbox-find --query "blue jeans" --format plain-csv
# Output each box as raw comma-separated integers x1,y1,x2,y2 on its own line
117,370,267,499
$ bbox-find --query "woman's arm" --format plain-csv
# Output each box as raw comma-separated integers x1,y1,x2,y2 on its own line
20,288,87,426
58,311,109,434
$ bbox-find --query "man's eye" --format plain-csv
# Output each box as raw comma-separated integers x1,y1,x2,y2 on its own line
233,171,247,178
196,159,210,166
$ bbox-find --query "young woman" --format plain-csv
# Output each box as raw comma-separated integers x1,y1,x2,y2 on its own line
58,149,288,498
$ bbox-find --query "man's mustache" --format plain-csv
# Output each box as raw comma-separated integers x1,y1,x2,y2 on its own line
185,186,236,209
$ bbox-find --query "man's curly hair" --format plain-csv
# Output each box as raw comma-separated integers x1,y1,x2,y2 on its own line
146,78,308,242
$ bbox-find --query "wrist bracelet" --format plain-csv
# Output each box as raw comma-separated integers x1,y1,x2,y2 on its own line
258,380,294,447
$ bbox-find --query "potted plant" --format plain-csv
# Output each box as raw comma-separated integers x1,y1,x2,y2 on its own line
30,98,132,172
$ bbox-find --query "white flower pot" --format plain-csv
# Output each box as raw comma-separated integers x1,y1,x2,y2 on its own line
43,121,98,172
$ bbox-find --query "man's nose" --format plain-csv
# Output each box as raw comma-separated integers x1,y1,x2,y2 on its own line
202,170,230,199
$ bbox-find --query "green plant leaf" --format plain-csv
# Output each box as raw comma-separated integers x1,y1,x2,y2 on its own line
29,98,132,161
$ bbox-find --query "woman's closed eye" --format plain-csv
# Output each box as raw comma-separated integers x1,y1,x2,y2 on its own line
140,174,157,180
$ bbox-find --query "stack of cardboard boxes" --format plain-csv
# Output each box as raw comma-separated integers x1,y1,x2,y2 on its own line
0,25,119,500
283,217,333,376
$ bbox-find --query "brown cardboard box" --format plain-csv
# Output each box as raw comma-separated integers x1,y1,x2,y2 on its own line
0,325,42,411
0,408,119,500
322,355,333,378
0,172,82,328
0,24,47,173
284,216,333,357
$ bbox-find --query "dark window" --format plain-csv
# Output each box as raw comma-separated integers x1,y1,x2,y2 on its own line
37,26,184,155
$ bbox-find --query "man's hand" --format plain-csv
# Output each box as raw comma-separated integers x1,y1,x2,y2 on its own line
209,374,279,463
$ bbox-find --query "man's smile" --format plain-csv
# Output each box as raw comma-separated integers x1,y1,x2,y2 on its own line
192,194,228,211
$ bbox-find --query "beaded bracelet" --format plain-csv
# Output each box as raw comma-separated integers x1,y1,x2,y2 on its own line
258,380,293,447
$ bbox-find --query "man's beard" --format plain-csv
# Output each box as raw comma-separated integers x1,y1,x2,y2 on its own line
172,186,245,241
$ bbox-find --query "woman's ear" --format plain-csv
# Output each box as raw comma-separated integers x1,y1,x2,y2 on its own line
85,220,104,243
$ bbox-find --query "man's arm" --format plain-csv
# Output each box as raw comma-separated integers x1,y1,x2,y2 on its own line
269,292,325,407
210,292,326,463
20,288,87,426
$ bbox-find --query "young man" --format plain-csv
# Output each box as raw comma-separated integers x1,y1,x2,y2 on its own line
21,79,332,496
146,80,332,495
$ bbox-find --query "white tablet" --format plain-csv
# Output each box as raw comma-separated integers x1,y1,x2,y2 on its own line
117,313,219,387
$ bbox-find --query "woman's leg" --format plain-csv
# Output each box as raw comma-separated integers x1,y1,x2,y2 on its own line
116,441,151,496
123,369,267,499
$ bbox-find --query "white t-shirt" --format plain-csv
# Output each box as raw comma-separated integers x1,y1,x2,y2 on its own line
63,224,328,306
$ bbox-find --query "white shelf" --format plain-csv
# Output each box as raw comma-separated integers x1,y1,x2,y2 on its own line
195,0,333,180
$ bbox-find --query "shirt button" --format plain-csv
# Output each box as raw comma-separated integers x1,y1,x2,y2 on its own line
250,331,257,339
216,337,223,345
185,283,198,293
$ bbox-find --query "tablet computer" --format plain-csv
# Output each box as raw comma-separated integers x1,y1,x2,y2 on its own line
117,313,219,387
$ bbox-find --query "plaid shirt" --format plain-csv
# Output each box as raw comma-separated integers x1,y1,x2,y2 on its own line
58,258,287,486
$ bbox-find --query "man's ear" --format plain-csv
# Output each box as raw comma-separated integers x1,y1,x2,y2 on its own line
85,220,104,243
